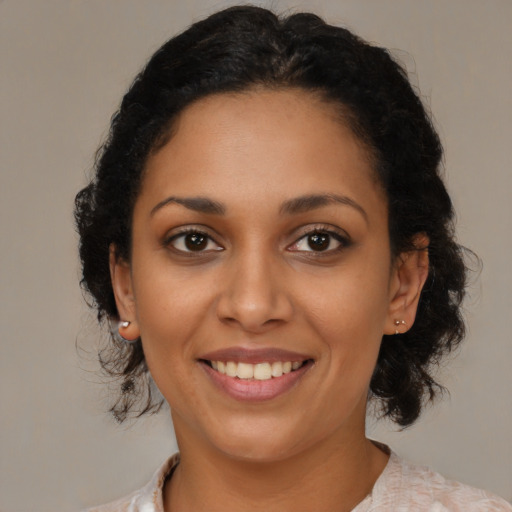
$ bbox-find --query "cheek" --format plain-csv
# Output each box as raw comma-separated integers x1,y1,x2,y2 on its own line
299,258,391,376
134,280,207,410
132,265,213,369
303,268,391,339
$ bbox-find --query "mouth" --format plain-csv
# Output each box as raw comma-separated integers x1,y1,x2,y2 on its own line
202,359,310,380
198,348,314,402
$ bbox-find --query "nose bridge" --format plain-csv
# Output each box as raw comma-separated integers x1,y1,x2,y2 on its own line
216,241,292,331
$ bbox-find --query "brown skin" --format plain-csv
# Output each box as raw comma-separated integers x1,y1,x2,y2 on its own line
111,89,429,511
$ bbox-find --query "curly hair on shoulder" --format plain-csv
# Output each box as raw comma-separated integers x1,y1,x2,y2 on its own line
75,5,470,426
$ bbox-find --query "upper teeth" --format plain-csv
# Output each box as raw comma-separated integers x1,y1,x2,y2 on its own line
211,361,302,380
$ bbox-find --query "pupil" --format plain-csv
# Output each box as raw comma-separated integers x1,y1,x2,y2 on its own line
308,233,329,251
185,233,207,251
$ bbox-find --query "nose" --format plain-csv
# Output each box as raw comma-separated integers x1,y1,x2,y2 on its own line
215,249,294,334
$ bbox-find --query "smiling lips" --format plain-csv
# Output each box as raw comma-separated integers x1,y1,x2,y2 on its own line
211,360,303,380
199,348,313,401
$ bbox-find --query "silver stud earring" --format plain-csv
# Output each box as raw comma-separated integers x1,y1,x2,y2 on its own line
112,320,138,344
394,320,407,335
394,319,407,335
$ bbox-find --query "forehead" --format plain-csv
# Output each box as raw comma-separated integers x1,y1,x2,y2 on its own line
140,89,385,215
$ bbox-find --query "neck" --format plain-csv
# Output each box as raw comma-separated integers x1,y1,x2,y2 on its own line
164,423,389,512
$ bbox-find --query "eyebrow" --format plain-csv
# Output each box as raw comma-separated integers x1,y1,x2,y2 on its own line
150,193,367,222
279,194,368,222
150,196,226,216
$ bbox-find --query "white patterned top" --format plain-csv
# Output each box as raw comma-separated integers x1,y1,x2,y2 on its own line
85,450,511,511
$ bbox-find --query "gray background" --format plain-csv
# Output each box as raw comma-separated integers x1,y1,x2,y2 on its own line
1,0,511,510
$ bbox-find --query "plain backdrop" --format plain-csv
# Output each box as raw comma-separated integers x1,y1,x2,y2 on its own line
1,0,511,510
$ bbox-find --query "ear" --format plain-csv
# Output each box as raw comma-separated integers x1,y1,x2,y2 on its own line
385,234,429,335
109,244,140,341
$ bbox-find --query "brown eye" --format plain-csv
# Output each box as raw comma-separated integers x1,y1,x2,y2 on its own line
168,229,223,254
307,233,330,251
184,232,208,251
287,228,349,254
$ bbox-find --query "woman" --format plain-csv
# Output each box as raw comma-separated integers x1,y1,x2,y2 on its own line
75,6,511,511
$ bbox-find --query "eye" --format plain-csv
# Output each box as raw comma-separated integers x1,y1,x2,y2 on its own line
167,229,223,253
288,229,348,253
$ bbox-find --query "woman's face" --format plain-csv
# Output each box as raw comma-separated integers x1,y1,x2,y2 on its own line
113,89,416,461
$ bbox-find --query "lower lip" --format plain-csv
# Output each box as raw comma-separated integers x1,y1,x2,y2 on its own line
200,361,313,402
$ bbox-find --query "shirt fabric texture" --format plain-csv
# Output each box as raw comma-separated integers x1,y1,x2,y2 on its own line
84,449,511,511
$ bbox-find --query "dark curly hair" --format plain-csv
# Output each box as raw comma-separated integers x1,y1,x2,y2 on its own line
75,5,468,426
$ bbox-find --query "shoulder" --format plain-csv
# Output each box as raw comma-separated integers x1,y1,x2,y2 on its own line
84,490,139,512
81,453,179,512
371,452,512,511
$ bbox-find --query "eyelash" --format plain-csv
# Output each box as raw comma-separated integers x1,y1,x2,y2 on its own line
164,225,351,256
164,228,223,255
287,225,351,255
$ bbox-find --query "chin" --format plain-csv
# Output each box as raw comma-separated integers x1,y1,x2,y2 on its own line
206,418,317,464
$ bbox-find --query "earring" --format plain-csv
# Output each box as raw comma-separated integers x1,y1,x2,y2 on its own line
394,319,407,335
116,320,138,344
